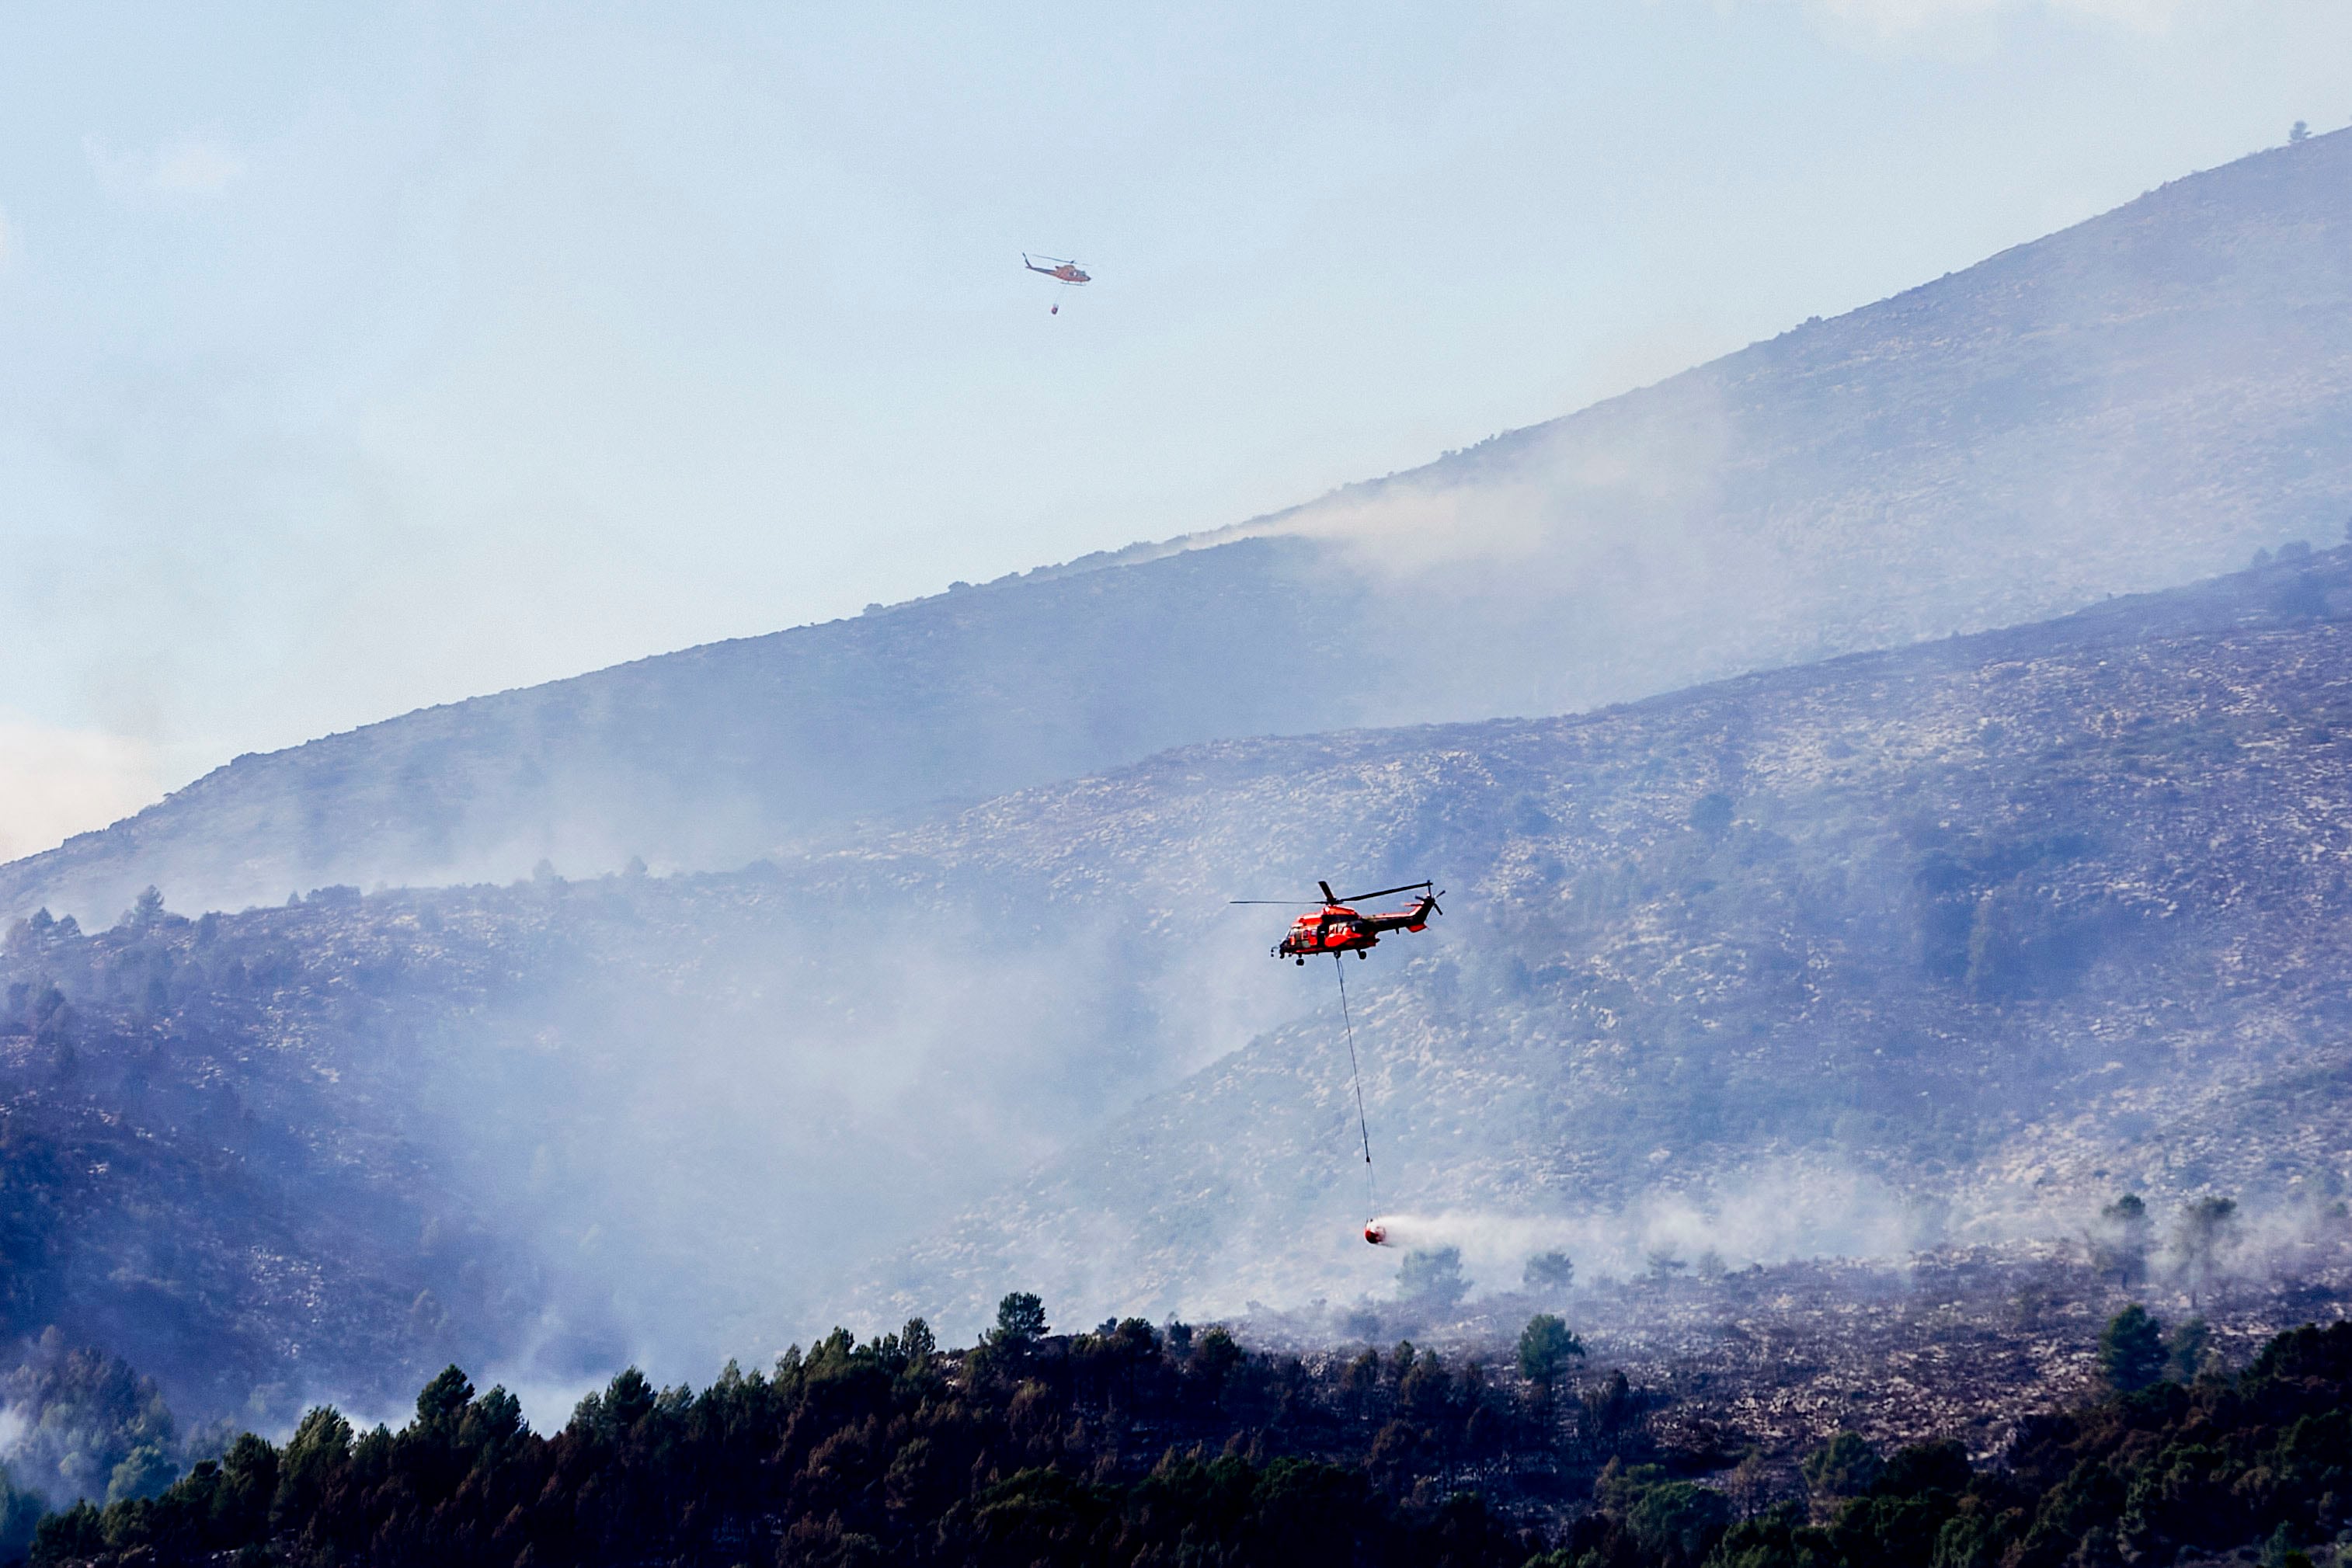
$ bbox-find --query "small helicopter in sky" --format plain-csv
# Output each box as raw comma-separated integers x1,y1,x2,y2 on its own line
1232,881,1443,965
1023,254,1091,313
1023,253,1091,283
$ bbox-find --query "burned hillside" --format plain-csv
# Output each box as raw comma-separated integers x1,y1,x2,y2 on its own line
12,549,2352,1413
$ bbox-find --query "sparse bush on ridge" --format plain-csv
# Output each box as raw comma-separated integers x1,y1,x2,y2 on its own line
1400,1246,1471,1308
1517,1313,1585,1395
1525,1250,1577,1294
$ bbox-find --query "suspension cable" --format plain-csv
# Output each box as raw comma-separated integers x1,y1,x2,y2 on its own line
1334,953,1376,1213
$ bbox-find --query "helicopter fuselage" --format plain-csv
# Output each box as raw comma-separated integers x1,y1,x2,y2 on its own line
1273,895,1438,963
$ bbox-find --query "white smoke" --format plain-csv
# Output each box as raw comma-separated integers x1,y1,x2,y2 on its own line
1368,1158,1931,1292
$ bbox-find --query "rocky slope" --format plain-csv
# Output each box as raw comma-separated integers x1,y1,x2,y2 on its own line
9,130,2352,922
850,546,2352,1331
12,551,2352,1417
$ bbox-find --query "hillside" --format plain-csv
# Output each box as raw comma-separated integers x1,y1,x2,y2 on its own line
10,550,2352,1420
9,130,2352,923
851,544,2352,1329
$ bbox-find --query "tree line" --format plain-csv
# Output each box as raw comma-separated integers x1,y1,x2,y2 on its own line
12,1295,2352,1567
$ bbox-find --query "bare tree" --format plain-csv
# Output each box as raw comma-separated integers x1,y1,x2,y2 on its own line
2089,1193,2153,1287
2171,1196,2240,1308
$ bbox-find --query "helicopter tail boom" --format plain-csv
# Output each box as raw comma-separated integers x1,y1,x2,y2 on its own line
1362,893,1440,935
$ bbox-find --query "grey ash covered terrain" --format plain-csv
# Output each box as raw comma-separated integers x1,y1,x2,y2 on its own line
851,546,2352,1329
11,548,2352,1427
8,128,2352,923
0,895,562,1420
1231,1238,2352,1493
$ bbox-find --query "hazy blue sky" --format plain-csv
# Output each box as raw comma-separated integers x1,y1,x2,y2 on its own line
1,0,2346,854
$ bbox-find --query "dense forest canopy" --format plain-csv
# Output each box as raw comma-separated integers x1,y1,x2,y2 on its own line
9,1299,2352,1568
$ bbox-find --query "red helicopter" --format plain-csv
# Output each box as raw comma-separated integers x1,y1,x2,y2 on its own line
1232,881,1442,965
1232,880,1441,1246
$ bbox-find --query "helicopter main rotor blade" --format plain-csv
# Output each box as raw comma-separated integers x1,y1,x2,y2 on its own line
1228,899,1322,906
1338,880,1435,904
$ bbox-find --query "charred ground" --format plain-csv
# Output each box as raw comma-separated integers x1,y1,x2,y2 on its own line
9,547,2352,1419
